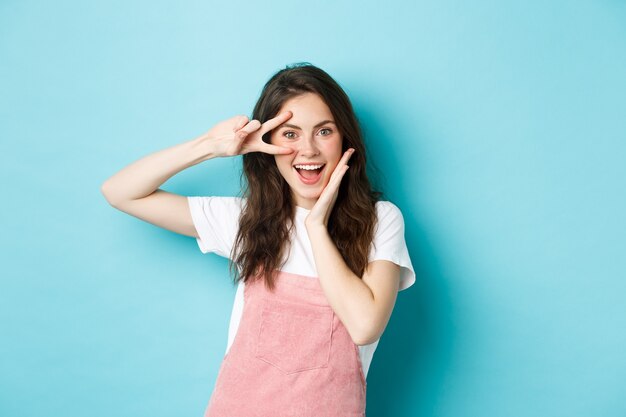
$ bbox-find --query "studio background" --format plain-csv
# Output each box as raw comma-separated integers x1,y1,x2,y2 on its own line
1,1,625,416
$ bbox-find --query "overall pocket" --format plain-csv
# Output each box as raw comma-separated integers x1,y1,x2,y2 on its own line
255,298,333,374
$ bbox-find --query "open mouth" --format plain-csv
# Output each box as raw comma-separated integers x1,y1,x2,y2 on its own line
293,163,326,184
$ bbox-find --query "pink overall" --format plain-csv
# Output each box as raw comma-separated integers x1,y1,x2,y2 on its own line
204,271,367,417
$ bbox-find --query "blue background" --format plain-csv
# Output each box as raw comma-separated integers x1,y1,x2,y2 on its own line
1,1,625,416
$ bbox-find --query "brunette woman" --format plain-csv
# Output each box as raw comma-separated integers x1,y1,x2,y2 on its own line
101,63,415,416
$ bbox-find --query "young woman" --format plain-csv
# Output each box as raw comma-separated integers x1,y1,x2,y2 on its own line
101,63,415,416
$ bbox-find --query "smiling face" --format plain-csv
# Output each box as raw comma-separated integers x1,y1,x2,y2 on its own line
270,93,343,209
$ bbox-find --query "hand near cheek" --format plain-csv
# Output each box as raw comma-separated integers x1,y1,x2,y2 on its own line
205,111,294,157
305,148,355,229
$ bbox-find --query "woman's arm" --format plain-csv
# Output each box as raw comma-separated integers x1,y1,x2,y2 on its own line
306,227,400,345
305,149,401,346
101,113,292,237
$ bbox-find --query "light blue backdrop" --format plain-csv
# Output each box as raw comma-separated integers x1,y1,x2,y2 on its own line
1,1,625,416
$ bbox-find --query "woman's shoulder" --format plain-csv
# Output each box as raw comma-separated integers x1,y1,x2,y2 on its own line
187,195,246,219
374,200,404,220
221,196,245,206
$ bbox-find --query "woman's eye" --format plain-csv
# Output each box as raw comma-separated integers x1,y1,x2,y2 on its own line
319,128,333,136
284,131,297,139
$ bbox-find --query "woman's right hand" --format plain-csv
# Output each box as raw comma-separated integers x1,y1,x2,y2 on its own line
101,111,294,238
204,111,294,157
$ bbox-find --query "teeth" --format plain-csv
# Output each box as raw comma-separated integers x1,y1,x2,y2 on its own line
294,164,324,170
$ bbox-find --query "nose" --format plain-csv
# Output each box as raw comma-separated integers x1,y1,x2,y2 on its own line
298,134,320,157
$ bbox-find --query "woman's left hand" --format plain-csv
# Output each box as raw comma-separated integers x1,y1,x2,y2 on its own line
305,148,355,229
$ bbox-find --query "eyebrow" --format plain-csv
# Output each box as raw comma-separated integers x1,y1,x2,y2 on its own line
280,120,336,130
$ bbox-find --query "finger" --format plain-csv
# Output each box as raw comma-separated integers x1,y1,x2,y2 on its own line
232,115,249,132
329,149,354,180
259,142,294,155
330,165,350,187
234,120,262,144
239,119,262,134
337,148,355,168
322,165,349,200
315,167,347,212
259,111,293,134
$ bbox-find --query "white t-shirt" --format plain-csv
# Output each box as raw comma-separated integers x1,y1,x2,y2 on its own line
188,196,415,378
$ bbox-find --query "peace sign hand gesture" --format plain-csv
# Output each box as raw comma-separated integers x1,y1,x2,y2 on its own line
204,111,294,157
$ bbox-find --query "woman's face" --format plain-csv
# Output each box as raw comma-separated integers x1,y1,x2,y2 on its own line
270,93,343,209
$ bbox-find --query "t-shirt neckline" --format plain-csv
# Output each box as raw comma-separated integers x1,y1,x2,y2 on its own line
294,205,311,216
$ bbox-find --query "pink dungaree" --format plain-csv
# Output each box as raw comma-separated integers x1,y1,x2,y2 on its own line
204,271,367,417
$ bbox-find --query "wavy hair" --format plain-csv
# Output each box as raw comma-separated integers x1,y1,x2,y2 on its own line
231,63,380,290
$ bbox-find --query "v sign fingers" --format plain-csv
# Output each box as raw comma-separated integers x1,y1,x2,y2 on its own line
240,111,294,155
205,112,293,157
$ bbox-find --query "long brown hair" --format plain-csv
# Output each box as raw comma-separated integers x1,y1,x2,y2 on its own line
231,63,380,289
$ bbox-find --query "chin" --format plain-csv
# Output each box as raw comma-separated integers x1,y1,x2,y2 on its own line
296,190,322,201
291,186,325,205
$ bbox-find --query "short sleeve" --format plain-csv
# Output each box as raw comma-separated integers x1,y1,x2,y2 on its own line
369,201,415,291
187,196,243,259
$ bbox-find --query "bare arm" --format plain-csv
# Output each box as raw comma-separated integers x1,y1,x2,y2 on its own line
307,225,400,346
305,149,401,345
100,137,210,238
100,112,293,237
